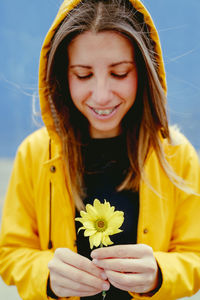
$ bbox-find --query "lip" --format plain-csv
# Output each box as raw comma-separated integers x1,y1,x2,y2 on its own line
88,104,121,119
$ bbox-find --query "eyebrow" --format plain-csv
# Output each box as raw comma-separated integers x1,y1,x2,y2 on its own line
69,61,134,69
110,61,134,67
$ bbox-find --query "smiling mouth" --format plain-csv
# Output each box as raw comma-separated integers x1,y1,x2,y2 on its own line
91,105,120,116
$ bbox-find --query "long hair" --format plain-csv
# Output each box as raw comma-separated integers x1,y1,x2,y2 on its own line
46,0,177,210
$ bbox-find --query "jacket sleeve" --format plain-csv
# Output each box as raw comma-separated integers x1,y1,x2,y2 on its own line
130,142,200,299
0,140,54,300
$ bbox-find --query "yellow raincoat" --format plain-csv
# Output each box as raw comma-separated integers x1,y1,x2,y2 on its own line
0,1,200,300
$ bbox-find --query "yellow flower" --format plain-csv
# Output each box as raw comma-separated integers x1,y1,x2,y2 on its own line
75,199,124,249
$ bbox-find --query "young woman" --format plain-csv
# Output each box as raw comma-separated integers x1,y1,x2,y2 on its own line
0,0,200,299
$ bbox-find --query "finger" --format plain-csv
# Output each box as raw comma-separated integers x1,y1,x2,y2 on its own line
105,269,144,288
51,272,101,293
93,257,148,273
48,258,108,291
106,269,155,293
53,284,104,298
91,244,152,259
54,248,105,279
108,277,147,294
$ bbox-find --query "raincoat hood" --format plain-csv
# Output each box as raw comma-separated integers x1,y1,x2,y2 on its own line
38,0,167,145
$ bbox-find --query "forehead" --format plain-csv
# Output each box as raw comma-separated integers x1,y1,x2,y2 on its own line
67,30,135,63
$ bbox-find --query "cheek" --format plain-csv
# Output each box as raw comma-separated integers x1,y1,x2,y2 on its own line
119,75,138,102
128,77,138,99
68,75,85,107
68,74,78,101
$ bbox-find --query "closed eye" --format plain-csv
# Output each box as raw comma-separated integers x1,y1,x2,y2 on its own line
75,72,129,80
76,74,93,80
111,72,128,79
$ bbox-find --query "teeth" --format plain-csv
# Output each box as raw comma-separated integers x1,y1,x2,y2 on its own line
93,108,115,115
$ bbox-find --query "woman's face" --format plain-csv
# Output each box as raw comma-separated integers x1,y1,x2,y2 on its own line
67,30,138,138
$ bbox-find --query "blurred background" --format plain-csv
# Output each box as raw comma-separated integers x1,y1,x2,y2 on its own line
0,0,199,299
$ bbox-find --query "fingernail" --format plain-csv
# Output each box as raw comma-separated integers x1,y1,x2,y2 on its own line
102,283,110,291
93,259,99,265
91,251,96,258
101,272,107,280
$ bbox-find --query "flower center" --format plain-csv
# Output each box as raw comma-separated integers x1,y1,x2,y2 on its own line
97,221,105,228
95,219,107,232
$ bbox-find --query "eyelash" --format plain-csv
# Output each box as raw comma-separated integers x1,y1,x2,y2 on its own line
111,73,128,79
76,73,128,80
77,74,92,80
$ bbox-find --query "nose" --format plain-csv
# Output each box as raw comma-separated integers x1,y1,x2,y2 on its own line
92,76,112,107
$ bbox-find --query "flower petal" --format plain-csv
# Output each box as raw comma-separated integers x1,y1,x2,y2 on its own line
85,203,99,219
80,220,95,229
93,199,115,220
80,211,88,218
91,232,102,248
84,229,97,236
77,226,85,233
102,234,113,246
106,228,122,235
89,236,94,249
75,217,83,223
108,211,124,228
103,207,115,220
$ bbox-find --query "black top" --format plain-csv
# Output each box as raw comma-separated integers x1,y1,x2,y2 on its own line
75,135,139,300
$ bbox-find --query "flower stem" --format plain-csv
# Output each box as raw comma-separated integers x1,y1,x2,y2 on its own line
100,243,106,299
102,290,106,299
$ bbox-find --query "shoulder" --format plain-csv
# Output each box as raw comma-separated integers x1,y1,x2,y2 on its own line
19,127,49,149
166,125,198,157
169,125,192,147
17,127,50,162
164,125,200,177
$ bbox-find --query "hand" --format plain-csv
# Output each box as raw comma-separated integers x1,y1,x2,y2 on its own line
48,248,110,298
91,244,160,294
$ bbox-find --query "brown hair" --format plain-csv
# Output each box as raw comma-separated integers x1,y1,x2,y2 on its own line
46,0,177,210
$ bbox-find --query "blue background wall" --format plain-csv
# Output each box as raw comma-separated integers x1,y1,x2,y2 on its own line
0,0,200,157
